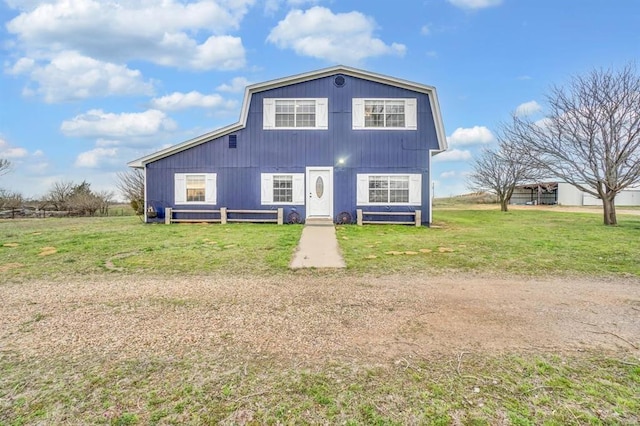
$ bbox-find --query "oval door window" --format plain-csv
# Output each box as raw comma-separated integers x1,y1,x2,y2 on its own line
315,176,324,198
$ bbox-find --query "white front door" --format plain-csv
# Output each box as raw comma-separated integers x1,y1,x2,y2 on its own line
306,167,333,219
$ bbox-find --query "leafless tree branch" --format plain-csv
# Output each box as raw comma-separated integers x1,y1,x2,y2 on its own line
504,63,640,225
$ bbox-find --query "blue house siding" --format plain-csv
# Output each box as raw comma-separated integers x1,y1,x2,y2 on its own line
134,67,446,224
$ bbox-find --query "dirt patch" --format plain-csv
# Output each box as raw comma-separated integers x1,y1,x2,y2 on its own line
0,263,23,272
38,246,57,256
0,274,638,362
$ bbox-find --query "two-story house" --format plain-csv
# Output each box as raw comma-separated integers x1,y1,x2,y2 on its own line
128,65,447,225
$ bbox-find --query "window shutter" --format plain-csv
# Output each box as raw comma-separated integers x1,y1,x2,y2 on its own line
405,98,417,130
409,174,422,205
293,174,305,204
316,98,328,129
263,99,275,129
356,174,369,205
205,174,217,204
261,173,273,204
352,98,364,129
174,174,186,204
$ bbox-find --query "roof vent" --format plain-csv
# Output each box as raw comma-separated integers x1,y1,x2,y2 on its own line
229,134,237,149
334,75,346,87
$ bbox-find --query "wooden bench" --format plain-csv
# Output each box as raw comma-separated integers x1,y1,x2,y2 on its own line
164,208,222,224
224,208,283,224
356,209,421,227
164,207,283,225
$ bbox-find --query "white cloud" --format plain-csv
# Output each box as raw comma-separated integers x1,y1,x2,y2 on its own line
447,126,495,146
421,25,431,36
60,109,177,139
75,147,119,168
433,149,472,162
264,0,323,14
440,170,457,178
267,6,406,63
8,51,154,103
515,100,542,117
6,0,250,72
150,91,235,111
447,0,502,9
0,138,29,159
217,77,251,93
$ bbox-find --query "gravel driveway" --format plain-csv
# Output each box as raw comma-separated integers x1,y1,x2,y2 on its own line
2,274,639,362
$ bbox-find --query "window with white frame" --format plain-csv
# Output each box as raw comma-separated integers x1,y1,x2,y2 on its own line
263,98,328,130
352,98,417,130
357,174,421,205
273,175,293,202
174,173,217,204
261,173,304,205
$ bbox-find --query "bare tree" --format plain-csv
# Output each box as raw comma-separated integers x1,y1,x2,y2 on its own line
468,142,539,212
47,181,75,211
505,64,640,225
0,189,24,218
68,191,102,216
95,189,115,215
116,169,144,215
0,159,10,176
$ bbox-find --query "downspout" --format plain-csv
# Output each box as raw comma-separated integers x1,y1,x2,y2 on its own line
143,164,148,223
428,149,435,225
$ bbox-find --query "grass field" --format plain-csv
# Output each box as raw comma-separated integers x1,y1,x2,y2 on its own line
1,207,639,280
1,207,639,425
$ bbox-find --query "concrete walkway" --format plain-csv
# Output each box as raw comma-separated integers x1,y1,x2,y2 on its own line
290,221,346,269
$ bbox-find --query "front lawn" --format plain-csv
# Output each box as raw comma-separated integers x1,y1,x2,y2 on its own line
338,208,640,276
1,208,639,280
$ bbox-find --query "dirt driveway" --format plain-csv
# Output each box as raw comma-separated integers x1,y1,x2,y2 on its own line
1,274,639,362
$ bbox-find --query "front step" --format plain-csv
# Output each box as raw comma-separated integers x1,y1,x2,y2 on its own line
305,217,334,226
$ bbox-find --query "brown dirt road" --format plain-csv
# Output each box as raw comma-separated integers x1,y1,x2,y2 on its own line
1,274,639,362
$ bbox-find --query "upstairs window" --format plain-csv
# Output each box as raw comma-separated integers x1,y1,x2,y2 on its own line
364,100,406,128
275,100,316,128
353,98,417,130
263,98,328,130
174,173,217,205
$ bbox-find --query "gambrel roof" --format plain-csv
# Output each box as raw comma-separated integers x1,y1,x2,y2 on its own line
128,65,447,168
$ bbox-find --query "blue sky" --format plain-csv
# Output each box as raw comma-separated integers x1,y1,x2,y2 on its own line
0,0,638,199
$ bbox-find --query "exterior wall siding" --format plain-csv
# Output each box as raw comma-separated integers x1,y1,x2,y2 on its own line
145,74,439,223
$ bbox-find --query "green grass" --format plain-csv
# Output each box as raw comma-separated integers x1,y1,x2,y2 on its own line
1,209,639,280
338,208,640,276
1,351,638,424
0,217,303,281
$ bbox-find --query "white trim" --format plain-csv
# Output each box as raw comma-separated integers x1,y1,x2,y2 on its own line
306,166,334,219
356,173,422,206
263,98,328,130
128,65,447,168
260,173,305,205
174,173,217,205
352,98,417,130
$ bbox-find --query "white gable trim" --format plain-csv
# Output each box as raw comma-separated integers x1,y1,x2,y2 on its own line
128,65,447,168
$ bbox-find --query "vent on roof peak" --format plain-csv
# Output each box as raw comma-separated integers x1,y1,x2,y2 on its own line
229,134,237,149
334,75,346,87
